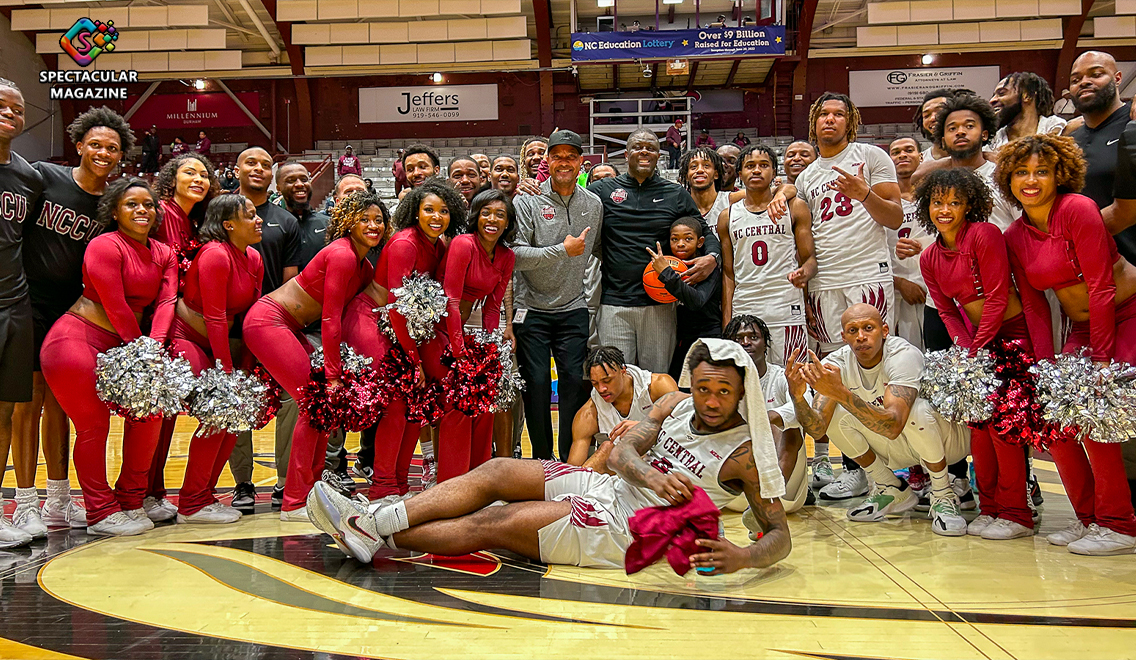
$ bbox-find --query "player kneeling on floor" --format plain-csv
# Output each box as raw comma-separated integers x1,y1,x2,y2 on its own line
786,304,971,536
306,338,792,572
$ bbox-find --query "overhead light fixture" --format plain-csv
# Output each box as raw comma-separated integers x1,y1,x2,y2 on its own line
663,0,684,4
431,72,443,83
921,53,934,65
597,0,615,7
194,79,206,90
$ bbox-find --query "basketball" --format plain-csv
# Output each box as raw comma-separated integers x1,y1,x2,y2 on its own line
642,257,688,303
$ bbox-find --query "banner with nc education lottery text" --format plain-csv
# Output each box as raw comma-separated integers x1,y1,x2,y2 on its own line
570,26,786,62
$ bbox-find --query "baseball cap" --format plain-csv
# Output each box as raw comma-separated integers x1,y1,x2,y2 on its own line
547,129,583,154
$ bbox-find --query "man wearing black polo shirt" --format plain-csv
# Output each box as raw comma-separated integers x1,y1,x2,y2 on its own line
587,128,719,372
0,78,44,549
229,146,302,509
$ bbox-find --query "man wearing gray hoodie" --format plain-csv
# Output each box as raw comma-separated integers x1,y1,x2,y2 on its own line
511,130,603,461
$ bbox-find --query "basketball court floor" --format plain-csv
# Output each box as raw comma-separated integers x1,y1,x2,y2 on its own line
2,417,1134,660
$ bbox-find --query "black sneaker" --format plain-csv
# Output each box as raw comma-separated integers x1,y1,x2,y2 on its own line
805,488,816,506
270,485,284,508
231,482,256,509
1028,474,1044,506
321,469,354,497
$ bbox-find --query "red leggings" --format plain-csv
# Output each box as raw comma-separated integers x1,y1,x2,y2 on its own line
1047,295,1136,536
39,313,162,525
972,314,1033,528
437,410,494,483
242,297,326,512
170,318,240,516
146,415,177,500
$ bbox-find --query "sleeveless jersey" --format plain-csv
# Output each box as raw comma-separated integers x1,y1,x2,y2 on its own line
592,364,654,435
703,190,732,237
795,142,898,291
974,161,1017,232
887,198,933,305
728,199,806,327
614,397,752,511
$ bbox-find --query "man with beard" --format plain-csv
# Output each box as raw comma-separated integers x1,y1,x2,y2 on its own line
588,129,717,373
511,130,602,462
520,137,548,179
228,147,303,509
988,72,1066,149
448,156,484,207
490,155,520,198
913,88,959,161
716,144,741,192
470,153,491,183
0,78,44,549
398,144,440,200
782,141,817,185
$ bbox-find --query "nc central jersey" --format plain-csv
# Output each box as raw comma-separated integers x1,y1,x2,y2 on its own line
795,142,898,292
591,364,655,436
538,397,751,569
727,200,805,327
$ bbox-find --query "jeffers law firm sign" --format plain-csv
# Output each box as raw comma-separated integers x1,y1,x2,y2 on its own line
359,84,499,123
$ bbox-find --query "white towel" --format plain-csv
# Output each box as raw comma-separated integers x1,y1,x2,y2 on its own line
678,338,786,500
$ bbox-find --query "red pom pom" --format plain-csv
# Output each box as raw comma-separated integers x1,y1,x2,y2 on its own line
298,370,383,432
374,345,444,426
175,238,204,292
441,335,504,416
250,365,282,430
986,339,1078,451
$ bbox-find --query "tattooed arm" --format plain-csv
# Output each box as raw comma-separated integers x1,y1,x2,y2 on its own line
799,349,917,440
689,443,791,574
608,391,693,504
785,348,837,439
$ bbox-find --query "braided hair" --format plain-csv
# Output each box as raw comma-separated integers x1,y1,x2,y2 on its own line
677,146,724,192
583,346,626,379
722,314,772,349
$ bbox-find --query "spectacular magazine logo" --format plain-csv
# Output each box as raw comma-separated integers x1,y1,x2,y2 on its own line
60,17,118,66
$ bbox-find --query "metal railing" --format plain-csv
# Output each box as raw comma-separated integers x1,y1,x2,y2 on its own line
588,96,693,159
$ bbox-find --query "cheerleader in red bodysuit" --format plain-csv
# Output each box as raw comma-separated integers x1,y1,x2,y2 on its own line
243,191,384,518
146,152,220,523
998,134,1136,556
437,189,516,483
40,178,178,537
172,195,264,523
354,181,466,503
916,168,1034,540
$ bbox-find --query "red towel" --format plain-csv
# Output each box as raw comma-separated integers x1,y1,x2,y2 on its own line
625,487,721,576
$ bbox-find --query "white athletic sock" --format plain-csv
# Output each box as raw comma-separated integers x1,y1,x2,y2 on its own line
14,487,38,507
46,478,70,501
863,457,902,489
371,501,409,537
421,439,434,461
813,441,829,462
929,466,952,499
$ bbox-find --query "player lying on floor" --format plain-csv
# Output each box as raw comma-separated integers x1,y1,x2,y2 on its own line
305,338,792,573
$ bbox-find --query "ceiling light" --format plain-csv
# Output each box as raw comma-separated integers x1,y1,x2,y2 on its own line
597,0,615,7
921,54,934,65
194,79,205,90
431,72,443,83
663,0,684,4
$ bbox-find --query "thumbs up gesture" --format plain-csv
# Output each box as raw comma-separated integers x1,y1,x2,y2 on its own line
563,226,591,257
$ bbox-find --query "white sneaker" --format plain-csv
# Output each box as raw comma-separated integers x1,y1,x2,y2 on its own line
12,504,47,539
306,481,389,562
123,509,156,531
87,511,150,537
1067,524,1136,556
280,506,311,522
42,497,87,528
847,483,918,522
0,516,33,549
967,514,996,537
930,493,968,537
1046,520,1090,546
142,496,178,522
819,467,869,500
981,518,1034,540
421,457,437,490
177,502,243,524
810,456,835,488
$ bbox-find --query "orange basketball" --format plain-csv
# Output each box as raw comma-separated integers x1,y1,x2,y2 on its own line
642,257,688,303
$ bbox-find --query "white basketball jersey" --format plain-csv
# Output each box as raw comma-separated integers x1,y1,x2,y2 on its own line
795,142,898,291
887,198,932,292
728,200,806,327
760,363,801,430
615,398,752,511
703,190,732,237
591,364,654,435
975,161,1018,232
822,336,924,406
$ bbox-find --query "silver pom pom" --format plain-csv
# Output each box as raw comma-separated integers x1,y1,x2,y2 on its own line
96,336,195,420
188,362,276,435
309,342,374,375
469,329,526,414
920,346,999,424
1031,353,1136,443
384,273,449,343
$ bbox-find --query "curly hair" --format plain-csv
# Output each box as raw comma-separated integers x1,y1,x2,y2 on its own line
912,88,960,139
197,194,249,244
392,179,466,238
1003,72,1056,117
155,152,220,226
913,168,993,236
96,177,162,236
932,94,998,149
993,134,1086,209
808,92,860,144
722,314,772,351
67,106,135,153
738,144,780,177
401,144,440,168
677,146,724,191
465,188,517,244
328,190,389,245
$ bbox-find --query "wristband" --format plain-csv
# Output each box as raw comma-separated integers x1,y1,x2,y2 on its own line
860,189,872,203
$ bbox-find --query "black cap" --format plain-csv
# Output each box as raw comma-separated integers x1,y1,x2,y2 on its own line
547,129,583,154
